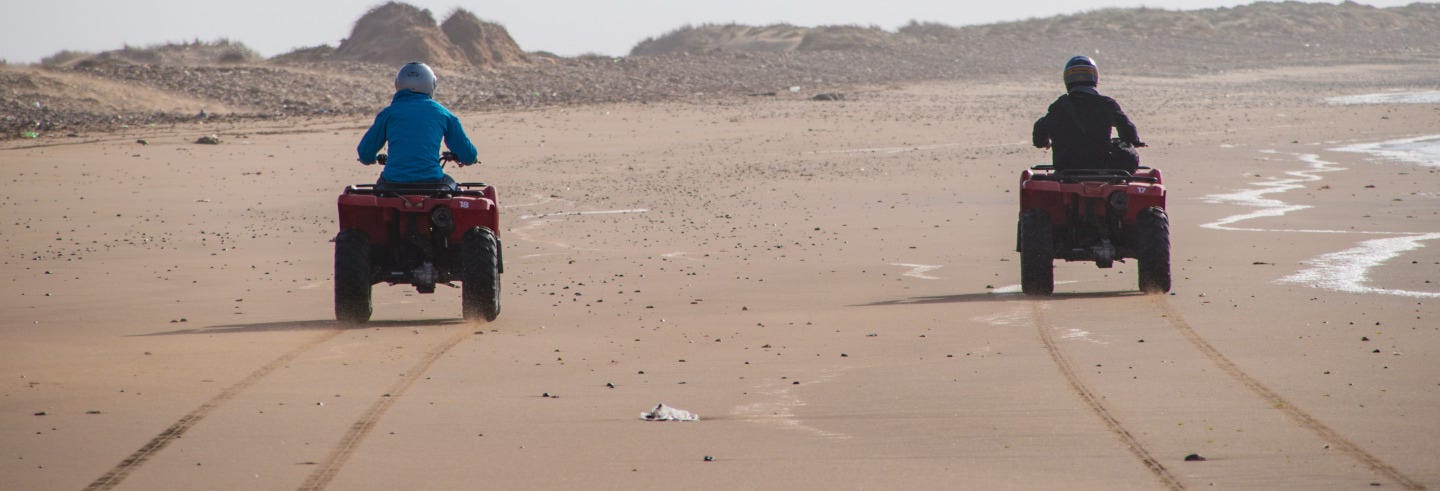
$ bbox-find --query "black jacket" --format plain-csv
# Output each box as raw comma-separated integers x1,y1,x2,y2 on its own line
1032,87,1140,170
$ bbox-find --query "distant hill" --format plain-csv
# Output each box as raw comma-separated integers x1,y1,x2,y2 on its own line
39,39,261,68
441,9,526,66
12,1,1440,138
328,2,524,67
630,24,897,55
895,1,1440,44
632,1,1440,58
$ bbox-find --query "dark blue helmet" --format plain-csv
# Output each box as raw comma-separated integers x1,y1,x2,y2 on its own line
1063,55,1098,89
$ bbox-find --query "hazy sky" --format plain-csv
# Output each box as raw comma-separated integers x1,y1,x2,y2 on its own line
0,0,1417,63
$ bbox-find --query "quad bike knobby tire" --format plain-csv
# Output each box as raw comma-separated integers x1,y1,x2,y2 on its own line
462,227,501,321
334,229,373,324
1019,209,1055,295
1136,207,1171,294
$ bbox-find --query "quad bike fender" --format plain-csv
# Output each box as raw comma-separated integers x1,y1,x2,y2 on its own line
450,197,500,243
1020,180,1165,224
1121,184,1166,222
1019,181,1067,224
338,192,500,244
337,194,388,243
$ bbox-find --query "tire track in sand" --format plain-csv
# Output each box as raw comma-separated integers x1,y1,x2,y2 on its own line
1148,296,1426,490
1028,301,1186,490
297,326,472,491
84,329,346,491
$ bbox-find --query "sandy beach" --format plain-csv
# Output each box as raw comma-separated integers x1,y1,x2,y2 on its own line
2,61,1438,489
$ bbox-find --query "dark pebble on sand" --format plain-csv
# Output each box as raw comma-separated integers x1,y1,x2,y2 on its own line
1184,453,1207,462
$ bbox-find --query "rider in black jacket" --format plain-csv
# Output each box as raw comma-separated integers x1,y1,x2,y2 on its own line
1033,56,1146,171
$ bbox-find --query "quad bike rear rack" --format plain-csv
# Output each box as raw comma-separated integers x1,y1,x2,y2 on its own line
1025,165,1160,184
344,182,492,198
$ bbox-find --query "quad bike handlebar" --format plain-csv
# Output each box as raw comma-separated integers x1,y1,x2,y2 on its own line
368,152,478,167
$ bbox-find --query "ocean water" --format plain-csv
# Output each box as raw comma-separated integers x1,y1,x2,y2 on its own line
1199,151,1351,233
1326,90,1440,105
1334,134,1440,169
1286,138,1440,297
1278,233,1440,299
1201,138,1440,298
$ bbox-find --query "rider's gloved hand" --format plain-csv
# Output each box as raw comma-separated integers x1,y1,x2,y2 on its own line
1131,140,1148,148
439,151,479,167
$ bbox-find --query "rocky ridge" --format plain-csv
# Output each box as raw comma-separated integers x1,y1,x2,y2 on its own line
5,1,1439,139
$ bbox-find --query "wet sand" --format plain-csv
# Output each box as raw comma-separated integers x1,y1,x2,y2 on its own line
2,65,1438,489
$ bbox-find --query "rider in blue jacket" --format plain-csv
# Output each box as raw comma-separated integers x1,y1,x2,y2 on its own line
357,62,478,184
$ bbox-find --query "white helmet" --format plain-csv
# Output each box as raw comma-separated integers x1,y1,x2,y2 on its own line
394,62,437,95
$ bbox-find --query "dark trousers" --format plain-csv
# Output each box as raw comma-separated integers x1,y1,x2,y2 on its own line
376,175,459,191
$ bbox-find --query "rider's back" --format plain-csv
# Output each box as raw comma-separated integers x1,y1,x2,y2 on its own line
1031,56,1143,172
356,62,478,184
1035,88,1137,171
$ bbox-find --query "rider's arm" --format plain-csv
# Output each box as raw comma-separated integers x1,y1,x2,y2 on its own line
1032,114,1052,148
443,113,480,165
1111,102,1143,147
356,110,389,164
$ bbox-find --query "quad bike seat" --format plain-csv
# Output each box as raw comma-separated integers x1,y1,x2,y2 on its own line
375,180,460,194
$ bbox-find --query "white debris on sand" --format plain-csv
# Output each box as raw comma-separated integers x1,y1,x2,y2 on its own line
640,403,699,421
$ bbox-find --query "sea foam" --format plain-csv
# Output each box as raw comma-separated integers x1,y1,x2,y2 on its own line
1326,91,1440,105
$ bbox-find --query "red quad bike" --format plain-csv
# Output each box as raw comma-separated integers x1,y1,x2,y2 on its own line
334,153,501,323
1016,165,1169,295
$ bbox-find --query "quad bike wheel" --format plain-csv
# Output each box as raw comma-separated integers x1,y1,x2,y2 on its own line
462,227,501,321
1019,209,1055,295
334,229,373,324
1136,207,1171,294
